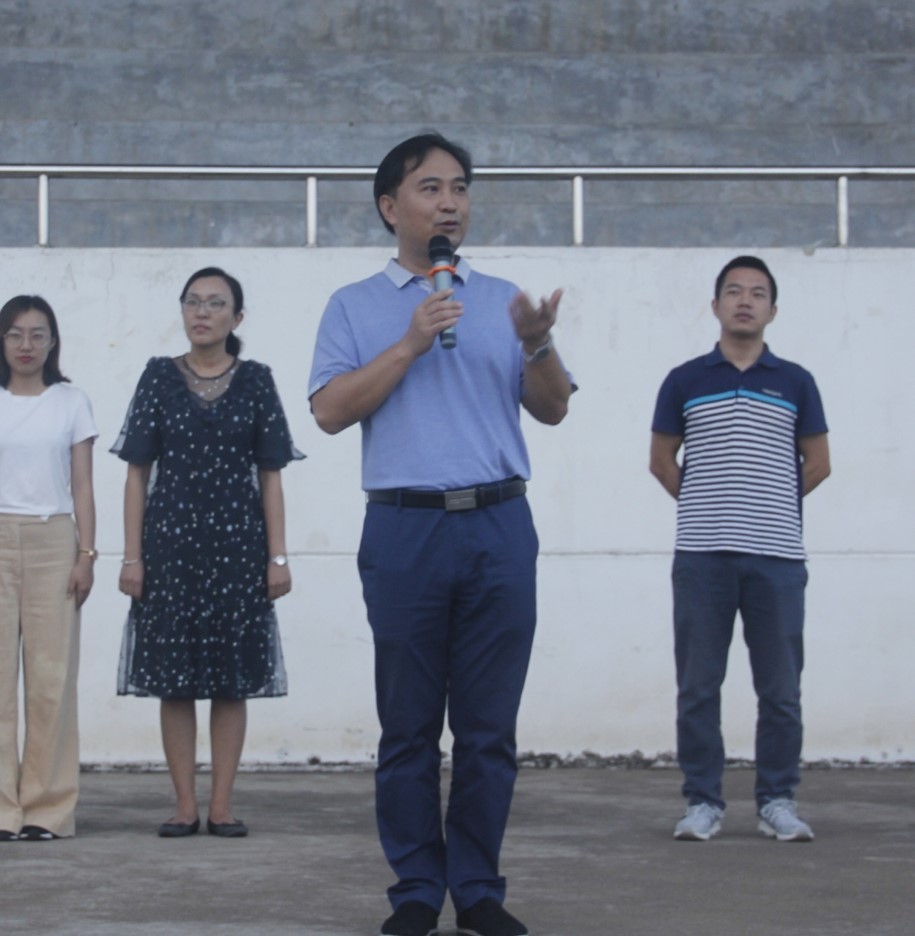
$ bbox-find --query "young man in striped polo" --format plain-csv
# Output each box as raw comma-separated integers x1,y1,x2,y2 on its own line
649,255,830,843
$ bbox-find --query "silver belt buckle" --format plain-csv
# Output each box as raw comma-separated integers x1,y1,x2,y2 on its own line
444,488,478,511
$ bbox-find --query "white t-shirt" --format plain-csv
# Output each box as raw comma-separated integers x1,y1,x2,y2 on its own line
0,383,98,516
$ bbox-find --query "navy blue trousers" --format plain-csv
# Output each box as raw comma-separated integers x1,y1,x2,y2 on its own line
672,550,808,810
358,496,538,913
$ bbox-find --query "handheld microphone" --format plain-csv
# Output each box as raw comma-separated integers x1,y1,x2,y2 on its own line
428,235,457,349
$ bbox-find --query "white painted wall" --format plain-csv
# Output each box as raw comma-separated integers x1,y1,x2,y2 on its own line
3,247,912,764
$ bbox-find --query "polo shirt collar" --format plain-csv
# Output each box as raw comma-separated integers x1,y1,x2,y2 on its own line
384,256,471,289
705,343,779,369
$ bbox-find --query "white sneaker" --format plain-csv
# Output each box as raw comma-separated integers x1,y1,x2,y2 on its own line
758,798,814,842
674,803,724,841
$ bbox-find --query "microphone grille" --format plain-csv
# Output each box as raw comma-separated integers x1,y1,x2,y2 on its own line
428,235,453,262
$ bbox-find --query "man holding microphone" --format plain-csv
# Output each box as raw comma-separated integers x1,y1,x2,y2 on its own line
309,132,574,936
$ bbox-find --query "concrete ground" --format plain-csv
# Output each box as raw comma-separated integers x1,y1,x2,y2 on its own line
0,766,912,936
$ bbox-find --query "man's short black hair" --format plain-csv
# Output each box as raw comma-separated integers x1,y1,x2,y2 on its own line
373,132,473,234
714,255,778,304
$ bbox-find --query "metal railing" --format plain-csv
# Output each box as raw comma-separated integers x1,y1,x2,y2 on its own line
3,164,915,248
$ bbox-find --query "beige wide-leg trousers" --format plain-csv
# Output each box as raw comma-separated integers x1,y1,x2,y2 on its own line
0,513,80,838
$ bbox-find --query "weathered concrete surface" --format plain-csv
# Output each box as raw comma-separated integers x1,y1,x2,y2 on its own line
0,766,912,935
1,1,914,247
1,245,912,765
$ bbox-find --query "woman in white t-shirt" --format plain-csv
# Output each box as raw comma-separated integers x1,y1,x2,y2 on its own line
0,295,97,842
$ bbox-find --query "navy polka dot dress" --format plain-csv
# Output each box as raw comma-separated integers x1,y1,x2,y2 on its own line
112,356,303,700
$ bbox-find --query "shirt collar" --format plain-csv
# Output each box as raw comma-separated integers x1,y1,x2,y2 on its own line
704,342,779,369
383,256,471,289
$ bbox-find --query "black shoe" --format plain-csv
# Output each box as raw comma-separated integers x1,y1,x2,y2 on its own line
18,825,59,841
207,817,248,838
456,898,528,936
157,818,200,838
380,900,440,936
1,830,18,841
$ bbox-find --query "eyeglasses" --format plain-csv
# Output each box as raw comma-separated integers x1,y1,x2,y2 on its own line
181,297,229,313
3,330,53,349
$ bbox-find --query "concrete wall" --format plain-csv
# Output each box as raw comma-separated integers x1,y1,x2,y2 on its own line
2,0,915,247
2,245,912,765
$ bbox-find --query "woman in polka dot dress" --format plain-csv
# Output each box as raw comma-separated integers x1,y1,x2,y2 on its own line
113,267,303,838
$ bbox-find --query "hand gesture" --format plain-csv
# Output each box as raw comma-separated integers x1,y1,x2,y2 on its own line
509,288,563,351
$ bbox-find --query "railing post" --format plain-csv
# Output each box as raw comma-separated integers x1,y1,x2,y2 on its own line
837,175,849,247
306,175,317,247
572,175,584,246
38,173,49,246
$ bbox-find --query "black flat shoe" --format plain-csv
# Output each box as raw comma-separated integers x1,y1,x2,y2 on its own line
380,900,440,936
0,830,18,842
19,825,59,841
207,818,248,838
157,818,200,838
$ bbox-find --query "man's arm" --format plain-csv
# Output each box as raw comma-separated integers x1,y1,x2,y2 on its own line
799,432,830,496
311,341,418,436
510,289,572,425
649,432,683,499
521,349,573,425
311,288,463,435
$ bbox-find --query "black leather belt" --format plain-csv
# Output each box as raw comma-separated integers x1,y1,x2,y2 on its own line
366,478,526,512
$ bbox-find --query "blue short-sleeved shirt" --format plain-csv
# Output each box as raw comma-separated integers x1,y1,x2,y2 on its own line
308,258,533,490
652,344,828,560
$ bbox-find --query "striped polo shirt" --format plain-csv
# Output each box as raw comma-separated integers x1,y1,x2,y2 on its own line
652,345,828,560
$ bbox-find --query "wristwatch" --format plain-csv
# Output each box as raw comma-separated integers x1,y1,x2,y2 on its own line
269,555,288,567
79,547,98,560
523,333,553,364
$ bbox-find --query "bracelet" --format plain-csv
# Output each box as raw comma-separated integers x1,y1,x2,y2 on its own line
121,558,142,566
79,548,98,560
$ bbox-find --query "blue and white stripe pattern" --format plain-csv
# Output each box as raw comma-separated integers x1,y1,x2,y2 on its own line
677,387,805,559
